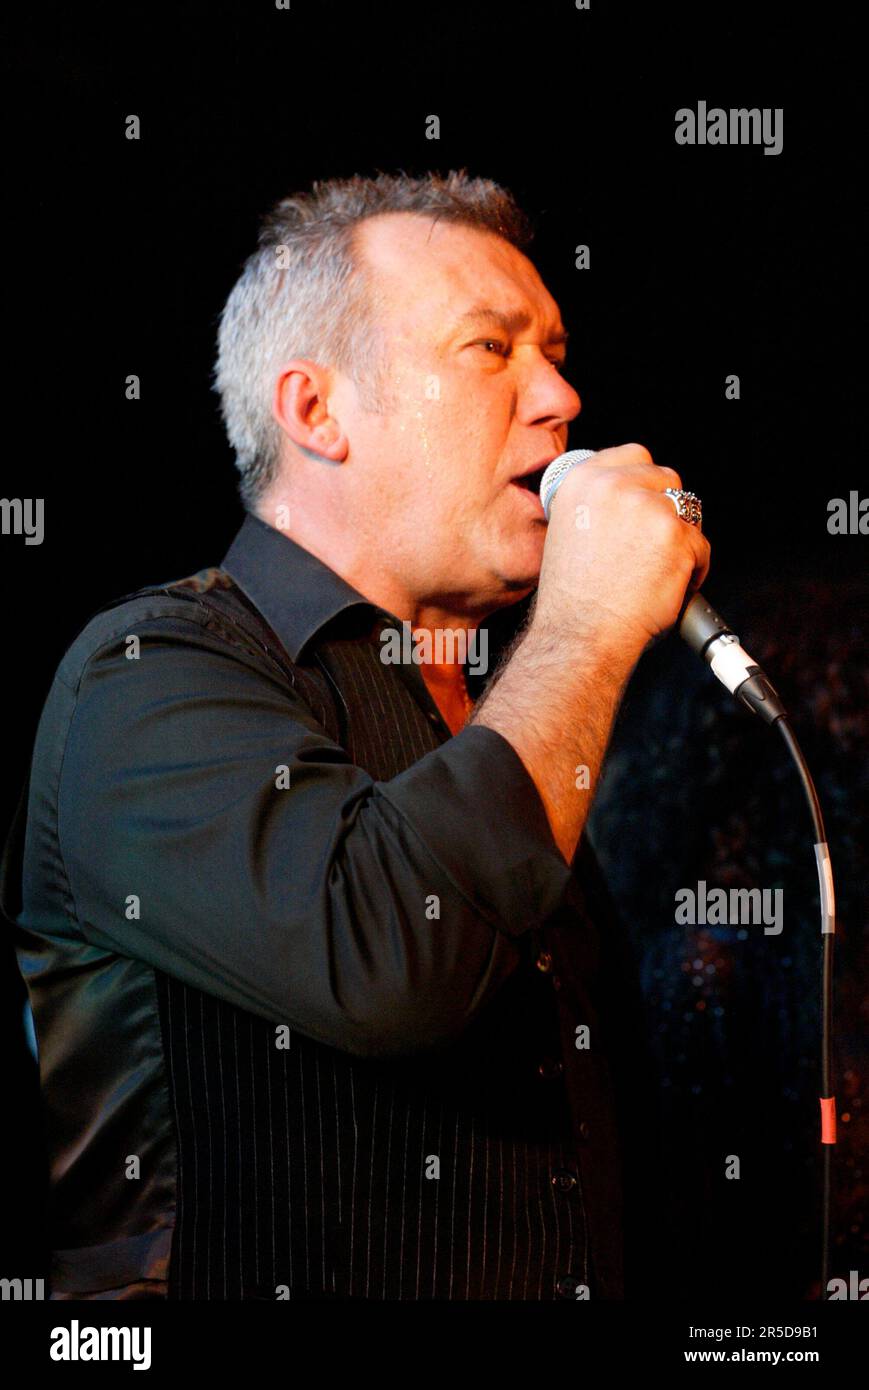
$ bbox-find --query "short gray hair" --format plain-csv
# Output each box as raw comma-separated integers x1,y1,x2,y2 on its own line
213,170,535,511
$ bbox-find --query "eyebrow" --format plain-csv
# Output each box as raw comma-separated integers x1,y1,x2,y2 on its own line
449,305,569,346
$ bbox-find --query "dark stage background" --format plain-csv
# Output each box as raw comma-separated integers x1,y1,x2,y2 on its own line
1,1,865,1303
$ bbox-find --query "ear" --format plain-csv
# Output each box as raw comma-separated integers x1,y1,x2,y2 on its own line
272,360,349,461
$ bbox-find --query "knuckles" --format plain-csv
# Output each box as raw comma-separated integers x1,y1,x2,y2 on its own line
610,441,654,467
655,465,683,491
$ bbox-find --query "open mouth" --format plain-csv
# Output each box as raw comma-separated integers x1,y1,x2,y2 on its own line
512,465,547,495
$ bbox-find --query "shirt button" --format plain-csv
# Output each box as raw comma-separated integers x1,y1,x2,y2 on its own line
535,950,553,973
577,1120,591,1141
556,1274,585,1299
537,1057,564,1079
551,1168,578,1193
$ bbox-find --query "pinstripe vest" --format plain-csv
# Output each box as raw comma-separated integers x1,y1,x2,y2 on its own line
156,571,592,1300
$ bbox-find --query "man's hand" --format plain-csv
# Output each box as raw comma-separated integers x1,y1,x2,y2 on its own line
533,443,711,660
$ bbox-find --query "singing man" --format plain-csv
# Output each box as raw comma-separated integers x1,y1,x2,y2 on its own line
2,170,709,1300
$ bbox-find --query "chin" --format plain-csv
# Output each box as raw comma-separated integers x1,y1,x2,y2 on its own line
494,552,544,597
506,527,545,578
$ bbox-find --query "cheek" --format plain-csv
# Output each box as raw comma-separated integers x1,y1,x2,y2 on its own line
370,367,511,514
419,390,506,479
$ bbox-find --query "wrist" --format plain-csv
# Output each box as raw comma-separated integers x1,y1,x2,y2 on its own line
525,612,644,681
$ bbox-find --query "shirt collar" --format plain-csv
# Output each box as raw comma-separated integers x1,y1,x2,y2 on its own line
220,510,386,663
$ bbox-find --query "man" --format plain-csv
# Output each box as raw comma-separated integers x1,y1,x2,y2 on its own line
1,170,709,1300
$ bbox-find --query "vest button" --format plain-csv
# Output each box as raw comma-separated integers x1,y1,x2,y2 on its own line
551,1168,578,1193
577,1120,591,1141
556,1274,586,1299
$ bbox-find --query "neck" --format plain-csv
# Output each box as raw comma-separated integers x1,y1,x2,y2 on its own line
418,652,473,736
262,504,486,728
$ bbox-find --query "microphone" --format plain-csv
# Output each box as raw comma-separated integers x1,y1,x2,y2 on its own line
539,449,787,725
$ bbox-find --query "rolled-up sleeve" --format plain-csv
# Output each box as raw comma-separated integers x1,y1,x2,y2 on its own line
58,613,574,1057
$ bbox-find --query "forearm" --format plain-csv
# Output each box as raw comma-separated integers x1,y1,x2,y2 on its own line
471,613,639,865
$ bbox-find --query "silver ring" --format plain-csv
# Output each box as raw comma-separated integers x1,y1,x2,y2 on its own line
663,488,703,528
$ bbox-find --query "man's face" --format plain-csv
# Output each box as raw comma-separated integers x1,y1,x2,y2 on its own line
332,212,581,615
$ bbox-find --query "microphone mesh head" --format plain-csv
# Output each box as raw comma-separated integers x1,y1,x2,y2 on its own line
539,449,597,520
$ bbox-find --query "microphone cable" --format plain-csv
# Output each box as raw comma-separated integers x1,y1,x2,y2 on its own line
540,450,838,1300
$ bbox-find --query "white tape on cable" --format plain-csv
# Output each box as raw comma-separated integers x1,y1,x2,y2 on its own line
814,841,836,935
709,639,757,695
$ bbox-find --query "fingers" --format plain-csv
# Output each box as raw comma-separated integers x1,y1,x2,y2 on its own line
597,444,706,573
685,527,712,591
588,443,683,493
649,483,711,591
540,440,712,647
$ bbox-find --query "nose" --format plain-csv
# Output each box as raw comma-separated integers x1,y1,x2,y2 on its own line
517,351,581,432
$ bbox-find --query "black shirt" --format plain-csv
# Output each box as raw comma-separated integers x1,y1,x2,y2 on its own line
1,509,659,1299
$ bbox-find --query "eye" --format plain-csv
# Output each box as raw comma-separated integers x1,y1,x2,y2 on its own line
474,338,509,356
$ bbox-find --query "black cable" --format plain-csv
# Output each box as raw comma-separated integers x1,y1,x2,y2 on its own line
776,717,835,1301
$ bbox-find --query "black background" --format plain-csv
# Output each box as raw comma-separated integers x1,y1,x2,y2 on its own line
1,0,866,1305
